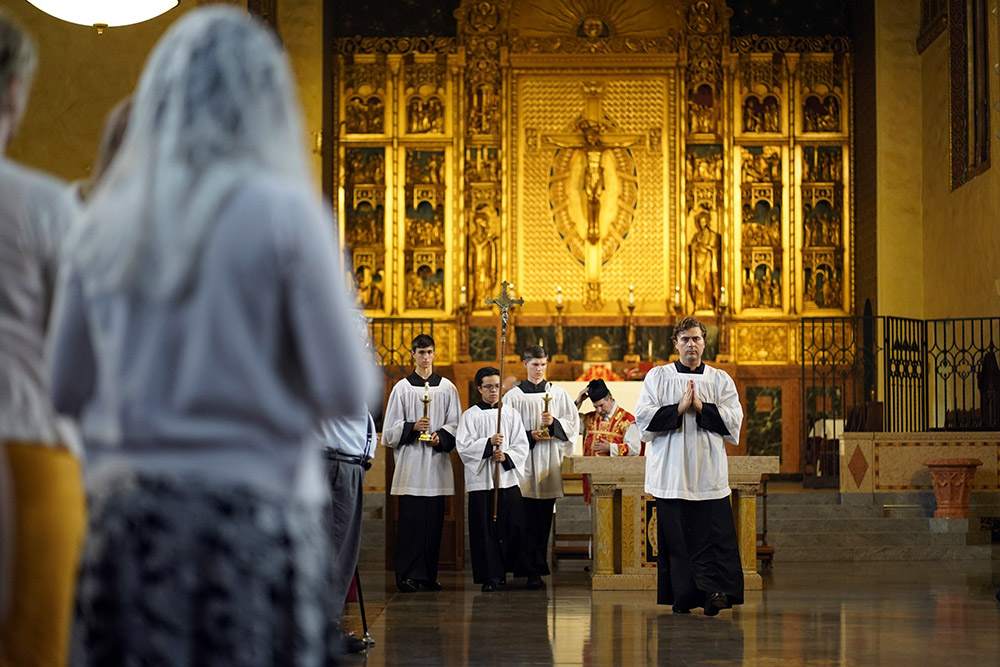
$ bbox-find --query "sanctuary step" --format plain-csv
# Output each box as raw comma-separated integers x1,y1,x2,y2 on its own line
761,490,998,563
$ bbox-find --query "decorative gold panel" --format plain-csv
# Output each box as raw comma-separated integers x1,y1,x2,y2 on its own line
736,323,792,363
514,76,668,306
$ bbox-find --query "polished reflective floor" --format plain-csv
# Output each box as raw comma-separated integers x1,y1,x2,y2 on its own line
343,554,1000,666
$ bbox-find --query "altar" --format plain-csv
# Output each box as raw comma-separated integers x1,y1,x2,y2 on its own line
566,455,778,591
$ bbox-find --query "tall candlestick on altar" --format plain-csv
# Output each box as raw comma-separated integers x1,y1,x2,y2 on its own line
556,285,563,307
647,338,653,359
673,285,682,312
719,285,727,309
418,382,433,442
460,285,467,307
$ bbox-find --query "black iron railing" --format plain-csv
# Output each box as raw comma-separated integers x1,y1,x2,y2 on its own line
801,315,1000,479
368,318,434,367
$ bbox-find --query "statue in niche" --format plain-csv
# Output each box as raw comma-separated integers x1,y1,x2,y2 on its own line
406,151,444,184
469,84,499,135
465,148,500,183
346,96,383,134
688,84,717,134
346,204,381,245
762,96,779,132
406,264,444,309
804,95,840,132
467,208,498,307
688,206,721,311
686,149,722,182
743,97,764,133
743,273,759,308
407,97,443,134
406,211,444,247
355,265,384,310
347,150,383,184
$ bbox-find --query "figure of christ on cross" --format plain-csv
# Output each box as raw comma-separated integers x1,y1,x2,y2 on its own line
542,82,645,305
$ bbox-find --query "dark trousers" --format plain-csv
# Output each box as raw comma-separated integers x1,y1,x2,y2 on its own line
521,497,555,577
468,487,528,584
655,496,744,609
325,457,365,621
394,495,446,585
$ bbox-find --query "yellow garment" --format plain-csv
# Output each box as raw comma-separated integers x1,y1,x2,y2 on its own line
0,442,86,667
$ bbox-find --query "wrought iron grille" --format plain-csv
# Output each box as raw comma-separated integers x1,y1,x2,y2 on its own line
802,315,1000,442
368,318,434,367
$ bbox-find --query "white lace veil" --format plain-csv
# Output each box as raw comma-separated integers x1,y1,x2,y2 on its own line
71,6,311,299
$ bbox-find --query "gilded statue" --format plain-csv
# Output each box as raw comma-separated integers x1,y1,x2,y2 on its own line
355,265,384,310
804,95,840,132
468,210,498,307
688,206,721,311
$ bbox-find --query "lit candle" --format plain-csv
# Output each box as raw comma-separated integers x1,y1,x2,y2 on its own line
556,285,563,307
647,339,653,359
719,285,727,308
673,285,682,306
460,285,467,307
628,285,634,306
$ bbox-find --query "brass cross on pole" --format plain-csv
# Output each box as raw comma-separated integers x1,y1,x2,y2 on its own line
485,280,523,521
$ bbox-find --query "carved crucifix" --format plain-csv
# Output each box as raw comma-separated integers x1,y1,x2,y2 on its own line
542,82,645,309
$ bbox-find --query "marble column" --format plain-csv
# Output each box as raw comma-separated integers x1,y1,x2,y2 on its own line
734,483,762,591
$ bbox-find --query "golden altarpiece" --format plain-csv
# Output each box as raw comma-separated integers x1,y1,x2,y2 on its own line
333,0,852,474
333,0,852,355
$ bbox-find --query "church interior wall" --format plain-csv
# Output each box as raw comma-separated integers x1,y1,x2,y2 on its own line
2,2,196,182
874,0,924,320
918,1,1000,319
4,1,325,186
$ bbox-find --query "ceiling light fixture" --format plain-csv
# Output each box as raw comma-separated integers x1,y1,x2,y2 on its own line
26,1,180,34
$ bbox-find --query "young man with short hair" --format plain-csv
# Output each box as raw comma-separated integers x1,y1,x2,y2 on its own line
503,345,579,588
456,367,529,592
383,334,461,592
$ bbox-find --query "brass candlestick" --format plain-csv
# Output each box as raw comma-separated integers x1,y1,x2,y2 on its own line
538,392,552,438
418,381,433,442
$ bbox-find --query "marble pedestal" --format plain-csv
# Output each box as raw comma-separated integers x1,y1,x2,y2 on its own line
566,455,779,591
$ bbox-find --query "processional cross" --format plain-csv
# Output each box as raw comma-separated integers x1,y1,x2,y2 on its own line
485,280,523,520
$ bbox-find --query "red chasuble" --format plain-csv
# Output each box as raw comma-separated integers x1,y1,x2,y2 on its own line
581,405,637,504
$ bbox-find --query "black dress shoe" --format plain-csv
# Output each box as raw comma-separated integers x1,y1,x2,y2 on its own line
397,578,418,593
481,580,497,592
704,592,727,616
671,605,690,614
526,575,544,590
344,634,368,653
421,580,443,591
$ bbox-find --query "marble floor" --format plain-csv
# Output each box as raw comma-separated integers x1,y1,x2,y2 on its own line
342,553,1000,666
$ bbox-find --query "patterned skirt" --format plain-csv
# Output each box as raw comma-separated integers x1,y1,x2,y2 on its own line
74,470,338,667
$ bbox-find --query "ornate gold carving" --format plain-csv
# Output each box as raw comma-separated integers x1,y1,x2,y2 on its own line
403,56,447,94
509,35,679,54
404,149,446,311
743,95,780,133
736,324,791,363
730,35,852,54
345,96,384,134
406,96,445,134
622,494,635,567
342,61,386,95
740,146,783,311
333,37,457,55
466,1,501,33
738,54,783,94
